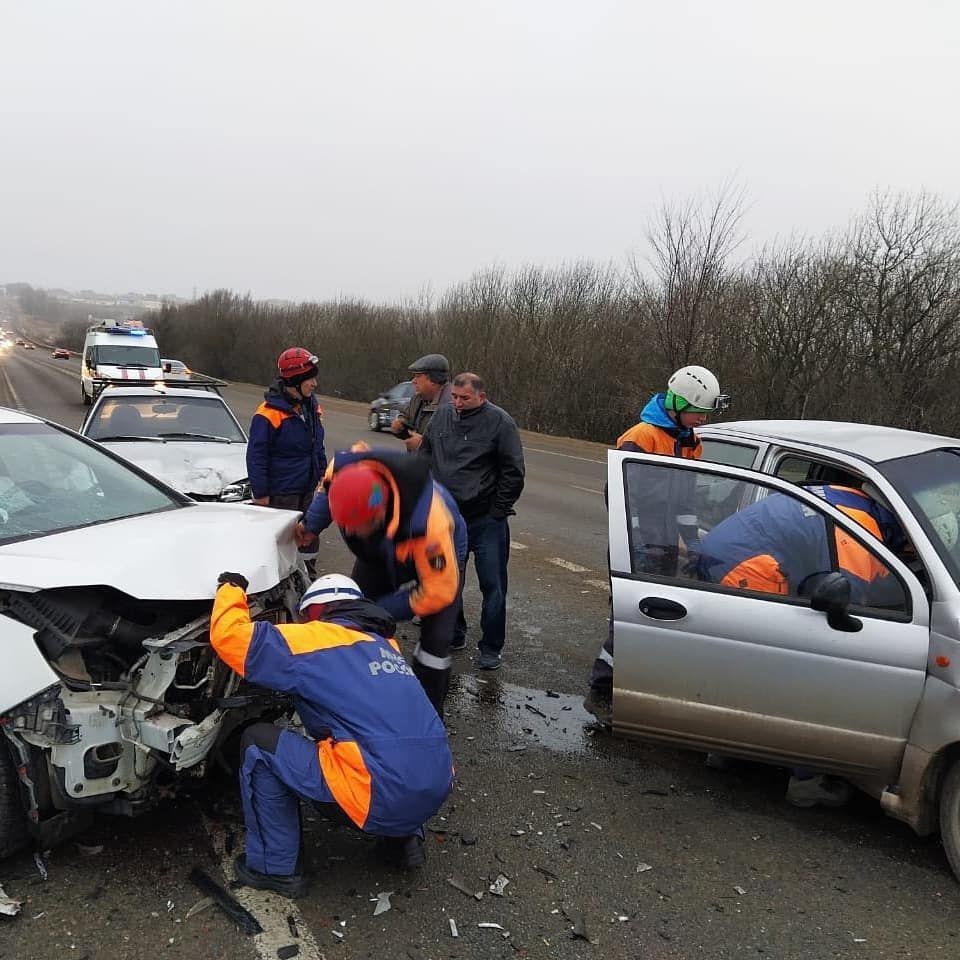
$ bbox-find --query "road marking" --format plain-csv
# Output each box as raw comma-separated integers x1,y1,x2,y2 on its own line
525,445,605,465
510,540,528,551
586,579,610,591
548,557,591,573
0,364,23,410
570,484,603,495
201,813,323,960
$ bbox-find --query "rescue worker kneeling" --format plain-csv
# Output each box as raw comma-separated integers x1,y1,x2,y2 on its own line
210,571,454,898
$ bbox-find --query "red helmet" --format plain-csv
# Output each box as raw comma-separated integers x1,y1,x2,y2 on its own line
277,347,318,380
328,464,388,531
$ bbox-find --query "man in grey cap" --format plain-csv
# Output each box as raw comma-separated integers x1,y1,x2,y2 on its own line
391,354,454,453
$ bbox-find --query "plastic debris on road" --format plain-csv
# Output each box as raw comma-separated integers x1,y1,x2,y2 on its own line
489,874,510,896
637,862,653,873
372,890,394,916
76,843,104,856
33,852,48,881
0,884,22,918
449,918,459,938
277,946,299,960
733,885,747,896
447,876,484,900
188,866,263,936
185,897,214,920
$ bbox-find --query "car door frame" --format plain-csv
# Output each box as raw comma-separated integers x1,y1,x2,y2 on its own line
608,450,932,779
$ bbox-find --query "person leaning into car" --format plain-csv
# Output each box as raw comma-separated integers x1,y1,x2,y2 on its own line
391,353,453,453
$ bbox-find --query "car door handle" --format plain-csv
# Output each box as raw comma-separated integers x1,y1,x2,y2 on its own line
639,597,688,620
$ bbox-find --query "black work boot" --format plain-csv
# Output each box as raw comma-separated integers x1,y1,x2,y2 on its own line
234,856,307,898
376,833,427,869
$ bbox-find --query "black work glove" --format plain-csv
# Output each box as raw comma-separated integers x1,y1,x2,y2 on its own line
217,571,249,591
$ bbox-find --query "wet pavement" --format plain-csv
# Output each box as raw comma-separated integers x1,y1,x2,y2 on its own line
3,660,960,960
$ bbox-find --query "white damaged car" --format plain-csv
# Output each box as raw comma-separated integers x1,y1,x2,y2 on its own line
80,386,252,502
0,407,306,857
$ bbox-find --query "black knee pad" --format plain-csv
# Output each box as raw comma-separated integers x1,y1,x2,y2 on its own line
240,722,282,754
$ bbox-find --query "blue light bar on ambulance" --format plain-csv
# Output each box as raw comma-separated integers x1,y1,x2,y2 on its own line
101,319,152,336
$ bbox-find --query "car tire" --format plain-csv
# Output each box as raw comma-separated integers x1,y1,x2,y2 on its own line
0,744,30,859
939,757,960,880
81,383,91,406
368,410,380,432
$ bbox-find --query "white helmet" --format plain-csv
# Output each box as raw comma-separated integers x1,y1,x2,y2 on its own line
666,365,729,413
299,574,363,613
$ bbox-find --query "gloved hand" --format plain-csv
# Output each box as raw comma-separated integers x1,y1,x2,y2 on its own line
295,522,318,548
217,571,249,591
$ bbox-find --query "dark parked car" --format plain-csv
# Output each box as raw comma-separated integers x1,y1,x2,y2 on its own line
368,380,415,432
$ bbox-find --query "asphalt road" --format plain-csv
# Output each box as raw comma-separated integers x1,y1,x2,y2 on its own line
1,345,959,960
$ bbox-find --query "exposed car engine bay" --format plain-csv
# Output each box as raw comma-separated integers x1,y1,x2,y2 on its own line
0,576,303,846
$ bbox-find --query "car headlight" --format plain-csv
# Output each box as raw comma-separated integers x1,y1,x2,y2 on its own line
220,480,252,502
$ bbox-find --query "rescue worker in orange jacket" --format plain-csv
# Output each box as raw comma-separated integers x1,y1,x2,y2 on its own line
211,572,454,898
696,483,907,604
297,448,467,717
584,365,730,724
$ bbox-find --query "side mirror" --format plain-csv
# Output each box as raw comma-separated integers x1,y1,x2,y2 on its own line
806,572,862,633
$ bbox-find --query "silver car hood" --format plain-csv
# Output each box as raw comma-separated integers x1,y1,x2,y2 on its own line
0,503,299,597
101,441,248,497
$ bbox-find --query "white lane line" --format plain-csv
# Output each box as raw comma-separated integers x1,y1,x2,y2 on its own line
586,579,610,591
510,540,528,551
525,445,605,465
201,814,323,960
570,484,603,495
548,557,591,574
0,364,24,410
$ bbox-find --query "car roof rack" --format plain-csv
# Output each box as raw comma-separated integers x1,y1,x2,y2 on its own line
93,374,228,394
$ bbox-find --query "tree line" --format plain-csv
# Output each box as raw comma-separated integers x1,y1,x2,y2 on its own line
48,189,960,442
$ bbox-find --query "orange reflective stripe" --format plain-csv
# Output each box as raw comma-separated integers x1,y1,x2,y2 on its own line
836,505,882,541
209,584,255,676
721,555,788,595
318,738,372,828
834,529,886,584
398,493,459,616
616,422,701,460
387,637,401,654
275,621,373,654
253,402,292,430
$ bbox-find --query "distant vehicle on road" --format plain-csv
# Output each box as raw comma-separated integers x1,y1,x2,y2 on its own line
14,339,25,347
369,380,414,431
609,418,960,879
81,385,251,501
23,343,35,350
81,318,163,406
51,348,71,359
162,358,192,377
0,405,303,858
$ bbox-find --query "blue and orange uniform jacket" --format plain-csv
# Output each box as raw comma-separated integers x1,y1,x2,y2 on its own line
697,485,904,602
210,584,453,835
246,380,327,499
303,448,468,620
617,393,702,566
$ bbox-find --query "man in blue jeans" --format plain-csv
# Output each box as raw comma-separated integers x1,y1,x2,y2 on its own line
420,373,525,670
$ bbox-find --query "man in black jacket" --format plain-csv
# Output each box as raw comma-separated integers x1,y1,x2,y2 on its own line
420,373,525,670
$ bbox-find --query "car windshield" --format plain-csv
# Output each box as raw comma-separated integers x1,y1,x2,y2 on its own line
95,344,161,368
85,395,246,443
0,422,182,544
883,448,960,585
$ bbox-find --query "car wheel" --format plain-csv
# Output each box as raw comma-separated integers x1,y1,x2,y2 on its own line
939,757,960,880
81,383,91,406
0,744,30,859
368,410,380,432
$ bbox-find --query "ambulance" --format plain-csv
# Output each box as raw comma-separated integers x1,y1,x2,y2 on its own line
80,318,163,405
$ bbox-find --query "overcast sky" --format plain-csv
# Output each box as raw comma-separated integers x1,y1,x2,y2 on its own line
1,1,957,302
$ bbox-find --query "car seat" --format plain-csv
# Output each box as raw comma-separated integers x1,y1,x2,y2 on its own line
108,405,143,435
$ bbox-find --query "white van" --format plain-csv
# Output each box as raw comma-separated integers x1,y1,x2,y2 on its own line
80,319,163,405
